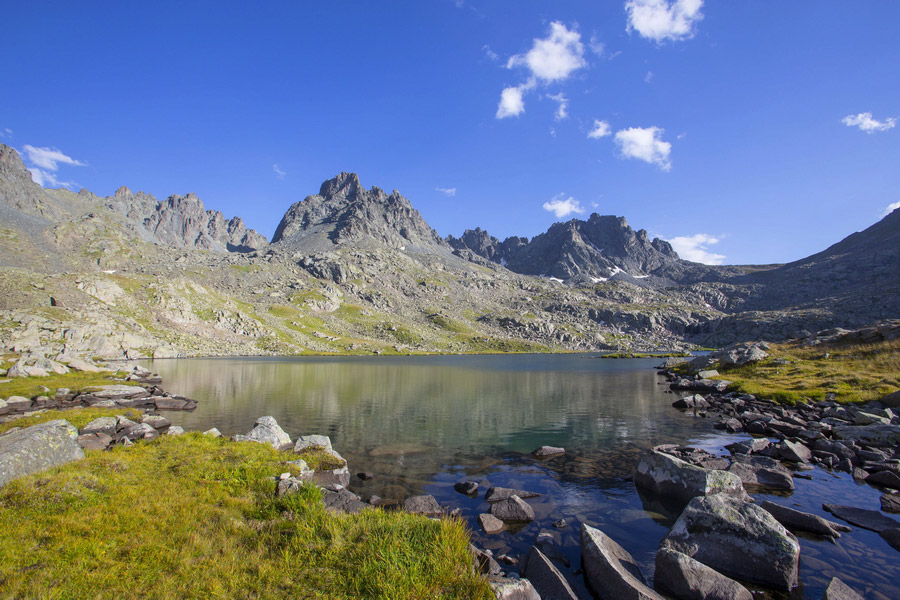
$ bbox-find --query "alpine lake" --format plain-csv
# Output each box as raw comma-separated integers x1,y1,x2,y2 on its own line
144,354,899,600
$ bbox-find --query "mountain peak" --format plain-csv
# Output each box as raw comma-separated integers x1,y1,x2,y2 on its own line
319,171,362,199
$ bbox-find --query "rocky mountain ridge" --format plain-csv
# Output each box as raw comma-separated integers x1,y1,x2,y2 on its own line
1,142,898,360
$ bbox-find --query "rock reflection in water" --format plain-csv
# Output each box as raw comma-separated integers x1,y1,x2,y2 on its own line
146,354,899,600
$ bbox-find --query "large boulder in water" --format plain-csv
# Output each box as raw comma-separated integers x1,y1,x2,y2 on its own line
233,416,292,450
654,547,753,600
581,524,665,600
661,494,800,591
0,420,85,487
633,448,747,505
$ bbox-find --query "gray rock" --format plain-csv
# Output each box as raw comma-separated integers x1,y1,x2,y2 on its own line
233,416,292,450
866,469,900,489
696,369,719,379
654,547,753,600
403,494,443,516
672,394,710,410
822,504,900,532
454,480,478,495
881,493,900,513
488,576,541,600
759,501,851,538
532,445,565,457
166,425,185,436
833,423,900,447
779,440,811,463
63,357,104,372
478,513,505,534
823,577,865,600
470,544,502,576
276,476,304,497
203,428,222,438
311,465,351,488
123,422,159,440
5,396,32,411
661,494,800,591
485,486,541,502
880,390,900,408
727,455,794,491
490,495,535,522
881,527,900,551
0,420,85,487
522,546,579,600
80,416,117,436
87,384,150,399
141,415,171,430
77,432,112,451
322,486,368,514
633,448,747,505
580,524,664,600
293,434,333,453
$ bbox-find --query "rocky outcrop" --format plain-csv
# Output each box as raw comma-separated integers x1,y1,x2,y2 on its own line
0,419,85,487
661,494,800,590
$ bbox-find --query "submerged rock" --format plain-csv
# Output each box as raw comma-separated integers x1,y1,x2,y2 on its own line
661,494,800,591
0,420,85,487
760,501,850,538
823,504,900,533
532,445,565,457
823,577,866,600
485,486,540,502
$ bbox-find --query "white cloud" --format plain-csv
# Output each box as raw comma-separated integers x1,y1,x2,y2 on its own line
21,145,87,189
842,112,896,134
547,93,568,120
589,34,606,57
507,22,586,83
644,70,654,83
273,164,286,179
436,187,457,197
482,45,499,62
883,201,900,217
625,0,704,43
614,126,672,170
496,84,528,118
667,233,725,265
543,193,585,218
587,119,612,139
0,128,11,138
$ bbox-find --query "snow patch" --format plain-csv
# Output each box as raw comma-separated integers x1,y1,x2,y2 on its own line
590,276,608,283
548,277,564,283
632,274,649,279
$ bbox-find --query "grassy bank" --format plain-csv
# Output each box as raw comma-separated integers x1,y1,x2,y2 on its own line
0,411,492,600
717,339,900,404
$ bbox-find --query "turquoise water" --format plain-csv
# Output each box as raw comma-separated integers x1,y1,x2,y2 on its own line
146,354,899,599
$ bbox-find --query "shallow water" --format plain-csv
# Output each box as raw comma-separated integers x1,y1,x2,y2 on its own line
145,354,899,599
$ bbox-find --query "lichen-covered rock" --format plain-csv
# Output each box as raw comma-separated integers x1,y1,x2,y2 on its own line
581,524,665,600
654,547,753,600
233,416,292,450
80,416,117,436
634,448,747,505
293,434,333,453
661,494,800,590
0,419,85,487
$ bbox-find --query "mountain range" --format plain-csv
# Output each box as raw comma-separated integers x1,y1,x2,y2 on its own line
1,142,897,360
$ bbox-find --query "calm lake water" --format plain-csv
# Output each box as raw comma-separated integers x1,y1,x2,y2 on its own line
145,354,899,600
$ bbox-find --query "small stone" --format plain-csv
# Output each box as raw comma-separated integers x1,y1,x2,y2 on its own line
780,440,812,463
203,428,222,438
485,486,541,502
532,445,565,457
279,472,291,480
356,471,375,480
454,480,479,495
166,426,185,436
552,518,568,529
403,495,443,517
478,513,505,534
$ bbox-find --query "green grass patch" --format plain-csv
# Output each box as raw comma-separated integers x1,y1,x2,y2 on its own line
721,338,900,405
0,407,143,436
0,371,137,401
0,434,491,599
427,314,472,334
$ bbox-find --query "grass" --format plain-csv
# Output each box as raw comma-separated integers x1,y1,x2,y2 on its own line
0,408,143,435
717,338,900,405
0,430,492,599
0,371,137,401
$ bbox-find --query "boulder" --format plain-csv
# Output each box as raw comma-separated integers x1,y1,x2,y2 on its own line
322,486,368,514
166,426,185,436
478,513,505,534
880,390,900,408
5,396,32,411
759,501,850,538
141,415,171,430
866,470,900,490
87,385,150,399
154,397,189,410
881,527,900,551
454,480,478,495
488,576,541,600
633,449,747,505
779,440,811,463
532,445,565,457
233,416,292,450
521,546,579,600
203,428,222,438
727,455,794,491
654,547,753,600
77,432,112,451
311,465,351,488
293,434,333,453
580,524,665,600
672,395,710,410
80,416,118,437
490,495,535,522
661,494,800,590
822,504,900,533
469,544,502,576
403,494,443,517
485,486,541,502
823,577,865,600
63,357,104,373
833,423,900,447
881,493,900,513
0,420,85,487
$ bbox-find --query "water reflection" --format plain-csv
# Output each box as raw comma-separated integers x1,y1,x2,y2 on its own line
146,355,899,600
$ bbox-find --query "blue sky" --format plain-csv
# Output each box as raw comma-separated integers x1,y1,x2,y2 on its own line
3,1,898,265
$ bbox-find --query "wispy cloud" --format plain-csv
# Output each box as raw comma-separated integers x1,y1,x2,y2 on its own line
0,128,12,139
588,34,606,57
21,144,87,189
543,193,585,218
587,119,612,139
614,126,672,170
625,0,704,43
436,186,457,197
547,93,568,120
842,112,896,134
644,70,654,83
496,22,586,120
667,233,725,264
482,45,499,62
273,164,286,179
883,201,900,217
